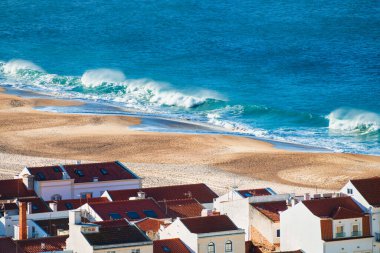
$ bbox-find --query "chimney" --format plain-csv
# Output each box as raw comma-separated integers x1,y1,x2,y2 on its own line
69,210,81,225
22,175,34,191
137,191,146,199
304,193,310,201
49,202,58,212
41,243,46,251
19,202,27,240
27,202,33,214
291,198,296,207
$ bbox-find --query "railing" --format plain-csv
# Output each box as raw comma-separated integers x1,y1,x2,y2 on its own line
375,233,380,242
351,231,362,237
335,232,346,238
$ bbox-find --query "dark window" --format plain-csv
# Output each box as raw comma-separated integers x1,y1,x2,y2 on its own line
74,169,84,177
36,172,46,180
53,167,61,173
65,203,74,210
143,210,158,218
225,240,233,252
126,211,141,220
347,188,353,194
162,246,171,252
208,242,215,253
243,192,253,197
109,213,122,220
277,229,280,237
100,168,109,175
32,204,38,211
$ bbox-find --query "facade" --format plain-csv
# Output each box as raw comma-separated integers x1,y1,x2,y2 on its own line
18,161,141,201
66,210,153,253
160,215,246,253
280,196,373,253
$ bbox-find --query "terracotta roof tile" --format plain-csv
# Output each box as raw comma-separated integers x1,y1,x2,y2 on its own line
154,238,191,253
158,198,203,218
16,235,68,253
302,196,365,219
180,215,239,234
135,218,166,233
18,197,52,213
89,199,167,221
34,218,69,236
332,207,364,220
0,179,36,200
27,165,64,181
351,177,380,207
107,183,218,204
251,201,288,222
237,188,273,198
63,161,138,183
47,197,109,211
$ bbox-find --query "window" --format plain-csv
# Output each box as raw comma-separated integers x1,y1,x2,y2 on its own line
51,194,62,201
106,251,115,253
243,192,253,197
32,204,39,211
132,249,140,253
126,211,141,220
162,246,171,252
100,168,109,175
276,229,280,237
208,242,215,253
109,212,122,220
336,225,345,237
225,240,233,252
352,224,360,236
347,188,353,194
143,210,158,218
80,192,92,199
65,202,74,210
53,167,61,173
74,169,84,177
36,172,46,180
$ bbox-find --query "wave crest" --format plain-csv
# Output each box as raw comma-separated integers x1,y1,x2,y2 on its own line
2,59,44,76
328,108,379,134
81,69,126,87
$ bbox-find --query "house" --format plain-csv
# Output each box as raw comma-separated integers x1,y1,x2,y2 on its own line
153,238,191,253
160,215,246,253
341,176,380,250
136,218,168,240
280,196,373,253
157,198,204,219
102,183,218,209
80,199,168,222
18,161,141,201
16,235,68,253
66,210,153,253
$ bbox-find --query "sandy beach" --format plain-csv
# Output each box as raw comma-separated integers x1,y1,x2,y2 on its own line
0,89,379,194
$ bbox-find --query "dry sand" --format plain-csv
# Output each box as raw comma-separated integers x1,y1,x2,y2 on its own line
0,91,379,193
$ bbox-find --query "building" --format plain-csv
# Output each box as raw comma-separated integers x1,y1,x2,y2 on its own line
153,238,191,253
136,218,168,240
341,177,380,252
66,210,153,253
103,183,218,209
18,161,141,201
280,196,373,253
16,235,69,253
160,215,246,253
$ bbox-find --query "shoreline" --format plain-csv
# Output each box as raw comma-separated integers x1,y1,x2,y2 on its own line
0,87,379,191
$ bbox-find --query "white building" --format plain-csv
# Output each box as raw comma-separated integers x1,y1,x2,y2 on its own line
66,210,153,253
18,161,142,201
341,177,380,252
160,215,245,253
280,196,373,253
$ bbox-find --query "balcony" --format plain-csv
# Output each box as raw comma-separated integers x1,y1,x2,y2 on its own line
351,231,362,237
336,232,346,238
375,233,380,242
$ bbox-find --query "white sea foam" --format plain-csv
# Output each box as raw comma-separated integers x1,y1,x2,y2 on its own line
328,108,380,134
81,69,126,87
2,59,44,76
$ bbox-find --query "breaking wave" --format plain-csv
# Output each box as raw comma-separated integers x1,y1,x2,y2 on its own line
327,108,380,134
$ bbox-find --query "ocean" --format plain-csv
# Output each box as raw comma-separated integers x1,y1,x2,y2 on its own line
0,0,379,154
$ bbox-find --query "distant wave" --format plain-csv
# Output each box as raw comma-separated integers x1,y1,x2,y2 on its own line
327,108,380,134
0,59,223,109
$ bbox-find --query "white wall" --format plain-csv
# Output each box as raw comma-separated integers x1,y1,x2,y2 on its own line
324,237,373,253
250,207,280,244
280,203,324,253
160,218,197,253
332,217,363,239
197,233,246,253
37,180,74,200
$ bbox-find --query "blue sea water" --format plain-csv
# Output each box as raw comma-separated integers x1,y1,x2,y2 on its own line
0,0,379,154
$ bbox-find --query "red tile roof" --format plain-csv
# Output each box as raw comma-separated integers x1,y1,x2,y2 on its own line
158,198,203,218
107,183,218,203
332,207,364,220
238,188,273,198
351,177,380,207
135,218,166,233
88,199,167,221
18,197,52,213
251,201,288,222
47,197,109,211
154,238,191,253
16,235,68,253
0,237,23,253
27,165,64,181
63,161,138,183
180,215,239,234
302,196,365,219
0,179,36,200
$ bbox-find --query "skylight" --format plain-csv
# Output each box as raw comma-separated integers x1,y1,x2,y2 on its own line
243,192,253,197
126,211,140,220
65,202,74,210
74,169,84,177
162,246,171,252
36,172,46,180
109,212,122,220
100,168,109,175
143,210,158,218
32,204,38,211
